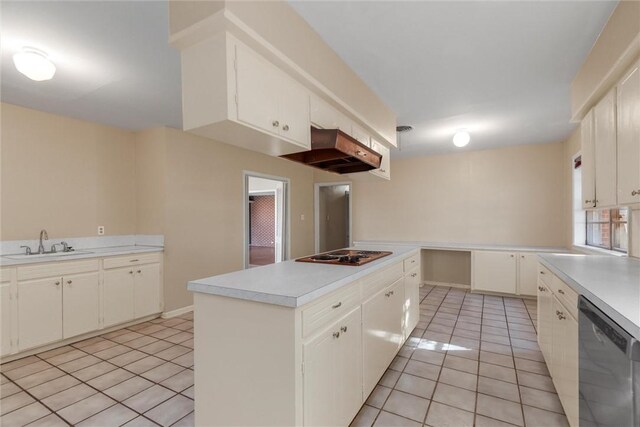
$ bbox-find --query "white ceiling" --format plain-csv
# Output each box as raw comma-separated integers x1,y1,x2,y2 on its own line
289,1,618,157
1,1,617,156
1,1,181,130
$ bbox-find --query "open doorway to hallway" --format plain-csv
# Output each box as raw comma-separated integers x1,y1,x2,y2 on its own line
315,182,352,253
244,173,289,268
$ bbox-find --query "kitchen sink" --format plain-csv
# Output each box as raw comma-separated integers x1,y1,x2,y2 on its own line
3,250,92,260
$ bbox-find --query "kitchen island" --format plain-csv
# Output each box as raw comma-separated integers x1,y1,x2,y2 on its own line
187,245,421,426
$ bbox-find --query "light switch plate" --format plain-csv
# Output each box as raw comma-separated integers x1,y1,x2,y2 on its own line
98,226,105,235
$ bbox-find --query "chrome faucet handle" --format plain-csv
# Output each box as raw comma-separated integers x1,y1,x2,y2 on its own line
20,246,32,255
50,243,63,253
60,241,72,252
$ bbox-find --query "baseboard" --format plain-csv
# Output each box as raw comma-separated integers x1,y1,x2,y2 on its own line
162,305,194,319
423,280,471,290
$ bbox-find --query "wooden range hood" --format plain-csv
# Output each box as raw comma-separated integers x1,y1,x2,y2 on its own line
281,127,382,174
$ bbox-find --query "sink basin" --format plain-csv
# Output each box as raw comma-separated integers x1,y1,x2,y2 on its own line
3,250,92,260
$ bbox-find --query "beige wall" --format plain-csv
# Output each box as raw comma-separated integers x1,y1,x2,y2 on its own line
0,103,136,241
571,1,640,118
562,128,582,248
338,142,567,247
318,185,349,252
137,127,318,311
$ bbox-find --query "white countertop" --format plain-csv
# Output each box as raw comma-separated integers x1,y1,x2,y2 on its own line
188,245,419,308
0,245,163,267
539,254,640,339
355,240,568,253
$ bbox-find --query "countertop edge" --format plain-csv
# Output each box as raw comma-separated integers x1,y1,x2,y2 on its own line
537,255,640,340
188,247,420,308
0,245,164,267
354,240,568,253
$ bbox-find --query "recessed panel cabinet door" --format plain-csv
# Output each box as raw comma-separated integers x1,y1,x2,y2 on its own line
581,110,596,209
278,76,310,149
472,251,517,294
518,253,538,296
617,63,640,205
63,272,100,339
103,268,134,327
537,279,553,371
594,89,618,208
335,307,363,426
235,44,281,135
18,278,62,351
362,278,405,396
134,263,161,318
404,267,420,335
1,280,13,356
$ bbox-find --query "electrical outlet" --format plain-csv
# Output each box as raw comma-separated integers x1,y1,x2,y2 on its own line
98,226,105,235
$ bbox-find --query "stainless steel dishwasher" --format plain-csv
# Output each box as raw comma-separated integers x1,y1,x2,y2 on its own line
578,296,640,427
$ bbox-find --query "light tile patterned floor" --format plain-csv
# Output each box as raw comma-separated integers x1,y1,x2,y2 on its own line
1,286,569,427
350,285,570,427
0,312,194,427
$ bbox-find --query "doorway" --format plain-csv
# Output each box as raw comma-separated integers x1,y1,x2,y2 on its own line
244,173,289,268
315,182,352,253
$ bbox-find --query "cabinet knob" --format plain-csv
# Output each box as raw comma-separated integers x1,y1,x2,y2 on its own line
282,124,289,131
380,169,386,173
331,302,342,309
129,270,134,274
340,326,348,333
411,273,417,278
137,270,141,274
66,280,72,285
540,271,545,275
272,120,279,127
333,331,340,339
510,254,514,258
385,290,394,297
55,281,60,287
558,289,565,295
632,190,639,196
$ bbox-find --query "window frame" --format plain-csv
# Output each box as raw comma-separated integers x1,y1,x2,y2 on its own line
585,208,628,253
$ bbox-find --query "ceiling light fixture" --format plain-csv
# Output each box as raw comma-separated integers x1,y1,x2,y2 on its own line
453,130,470,147
13,47,56,81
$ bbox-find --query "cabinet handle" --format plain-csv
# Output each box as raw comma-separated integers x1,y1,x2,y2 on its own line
137,270,142,274
129,270,134,274
66,280,72,285
411,273,417,278
380,169,386,173
539,271,545,275
272,120,279,127
556,311,566,320
129,259,139,263
333,331,340,339
55,281,60,287
538,286,544,291
521,255,525,259
585,200,592,204
282,124,290,131
385,290,394,297
558,289,565,295
411,260,415,263
355,150,368,157
510,254,514,258
632,190,639,196
340,326,348,333
332,302,342,309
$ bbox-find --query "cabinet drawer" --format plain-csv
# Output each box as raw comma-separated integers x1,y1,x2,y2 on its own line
403,253,419,272
103,253,162,269
17,260,99,281
362,262,404,300
0,268,14,283
302,283,360,339
551,276,578,319
538,264,552,286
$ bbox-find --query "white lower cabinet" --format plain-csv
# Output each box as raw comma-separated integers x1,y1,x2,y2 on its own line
472,251,517,294
537,264,579,427
18,277,63,351
303,306,362,427
404,267,420,336
134,263,162,318
518,253,539,296
363,277,405,396
0,270,14,356
103,267,135,327
63,272,100,339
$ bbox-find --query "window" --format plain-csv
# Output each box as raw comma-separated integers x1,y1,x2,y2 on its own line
586,208,629,253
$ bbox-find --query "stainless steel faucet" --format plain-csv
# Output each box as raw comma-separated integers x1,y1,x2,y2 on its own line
38,229,49,254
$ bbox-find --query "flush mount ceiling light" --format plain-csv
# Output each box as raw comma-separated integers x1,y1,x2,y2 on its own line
453,130,471,147
13,47,56,81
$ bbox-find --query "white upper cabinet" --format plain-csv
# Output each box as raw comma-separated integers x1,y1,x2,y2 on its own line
581,110,596,209
350,123,371,148
617,61,640,205
370,139,391,180
593,89,617,208
309,94,351,132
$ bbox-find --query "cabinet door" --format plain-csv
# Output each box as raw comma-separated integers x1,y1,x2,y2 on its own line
362,278,405,396
518,253,538,296
63,272,100,339
303,323,336,427
103,268,134,327
551,297,579,427
617,63,640,205
472,251,517,294
235,44,281,135
581,110,596,209
594,89,617,207
134,263,161,318
278,75,310,148
350,123,371,147
370,139,391,180
18,278,62,350
1,279,13,356
404,267,420,336
334,307,363,426
537,279,553,369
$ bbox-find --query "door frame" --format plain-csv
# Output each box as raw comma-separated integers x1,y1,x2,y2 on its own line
314,182,352,253
243,171,290,269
